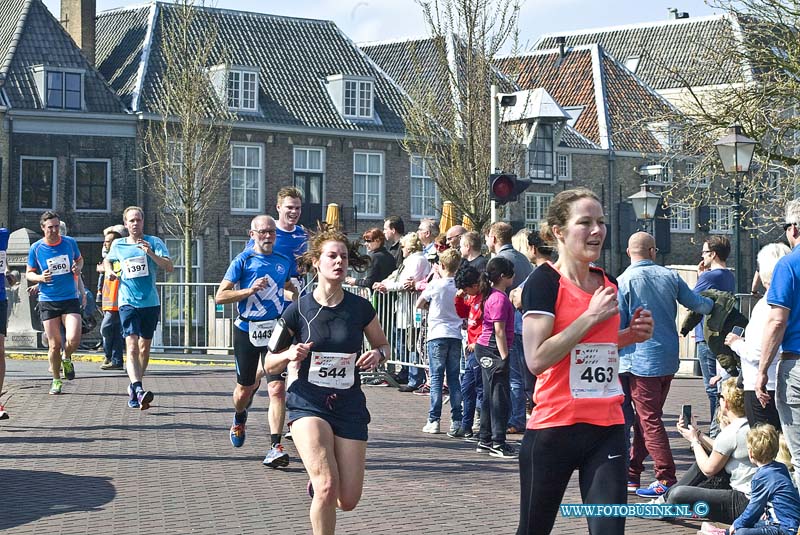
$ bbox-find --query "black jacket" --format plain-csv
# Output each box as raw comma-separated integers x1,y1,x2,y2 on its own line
680,289,748,376
354,247,396,288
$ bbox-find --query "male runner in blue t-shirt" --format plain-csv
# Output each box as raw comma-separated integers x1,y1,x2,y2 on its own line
215,215,293,467
105,206,173,410
27,211,83,395
0,227,11,418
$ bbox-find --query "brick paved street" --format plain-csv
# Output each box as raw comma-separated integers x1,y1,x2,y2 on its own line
1,357,712,534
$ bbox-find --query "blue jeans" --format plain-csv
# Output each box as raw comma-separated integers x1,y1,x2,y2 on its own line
696,341,718,421
508,333,527,429
100,311,124,366
736,522,795,535
460,350,483,430
427,338,463,423
777,358,800,488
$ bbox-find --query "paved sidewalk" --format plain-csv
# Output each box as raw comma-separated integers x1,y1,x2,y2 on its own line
1,359,712,534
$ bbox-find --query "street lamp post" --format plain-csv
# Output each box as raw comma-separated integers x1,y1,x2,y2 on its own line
628,182,662,237
714,125,757,293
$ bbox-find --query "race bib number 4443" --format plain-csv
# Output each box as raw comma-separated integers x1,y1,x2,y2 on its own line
123,255,149,279
248,319,276,348
46,254,70,276
569,343,622,399
308,352,356,390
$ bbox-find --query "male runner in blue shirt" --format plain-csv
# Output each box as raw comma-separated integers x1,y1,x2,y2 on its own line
216,215,293,467
27,211,83,395
105,206,173,410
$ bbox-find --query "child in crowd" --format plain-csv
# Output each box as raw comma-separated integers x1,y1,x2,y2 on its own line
454,265,484,440
700,424,800,535
417,249,463,435
474,256,516,459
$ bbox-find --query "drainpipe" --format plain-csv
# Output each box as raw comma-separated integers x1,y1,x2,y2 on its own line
6,114,12,228
607,149,616,274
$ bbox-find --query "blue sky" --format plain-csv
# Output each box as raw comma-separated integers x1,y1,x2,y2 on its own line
43,0,721,48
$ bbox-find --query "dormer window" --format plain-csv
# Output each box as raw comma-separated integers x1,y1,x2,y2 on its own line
624,55,641,73
344,79,373,118
227,68,258,111
31,66,84,110
326,75,376,121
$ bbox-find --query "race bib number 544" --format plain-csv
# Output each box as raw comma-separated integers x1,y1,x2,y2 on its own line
308,352,356,390
569,343,622,399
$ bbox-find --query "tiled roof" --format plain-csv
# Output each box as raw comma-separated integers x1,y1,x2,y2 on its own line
360,36,454,124
362,35,592,149
497,45,676,153
534,15,746,90
0,0,28,82
0,0,125,112
95,2,410,135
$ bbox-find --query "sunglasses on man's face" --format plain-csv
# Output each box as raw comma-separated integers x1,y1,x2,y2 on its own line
784,222,796,232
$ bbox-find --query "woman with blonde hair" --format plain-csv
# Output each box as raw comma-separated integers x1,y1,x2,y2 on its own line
374,232,430,392
670,377,757,523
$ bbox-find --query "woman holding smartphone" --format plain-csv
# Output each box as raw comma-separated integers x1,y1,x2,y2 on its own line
266,228,390,535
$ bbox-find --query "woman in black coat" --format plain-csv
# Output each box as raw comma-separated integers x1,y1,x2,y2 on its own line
346,228,396,288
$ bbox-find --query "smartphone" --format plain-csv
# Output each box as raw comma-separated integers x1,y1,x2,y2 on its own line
681,404,692,428
267,318,293,353
732,326,745,337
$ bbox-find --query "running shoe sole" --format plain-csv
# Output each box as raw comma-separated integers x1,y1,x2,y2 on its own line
263,452,290,468
137,391,154,411
0,408,8,420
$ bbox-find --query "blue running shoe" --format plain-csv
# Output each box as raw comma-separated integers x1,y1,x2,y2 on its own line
635,480,671,498
137,390,154,411
262,444,290,468
230,411,246,448
127,384,139,409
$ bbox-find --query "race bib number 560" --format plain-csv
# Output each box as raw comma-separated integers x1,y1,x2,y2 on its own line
569,343,622,399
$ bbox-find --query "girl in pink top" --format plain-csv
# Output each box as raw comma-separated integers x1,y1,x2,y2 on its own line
474,256,517,458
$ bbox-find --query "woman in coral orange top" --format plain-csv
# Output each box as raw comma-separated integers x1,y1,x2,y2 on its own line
517,188,653,535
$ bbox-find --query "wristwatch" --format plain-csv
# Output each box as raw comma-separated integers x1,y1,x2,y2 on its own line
377,347,387,364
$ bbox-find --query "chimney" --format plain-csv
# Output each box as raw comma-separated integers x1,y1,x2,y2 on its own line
668,7,678,19
61,0,96,65
556,36,566,59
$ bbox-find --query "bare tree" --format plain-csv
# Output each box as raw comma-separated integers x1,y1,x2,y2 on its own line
639,0,800,233
140,0,232,350
400,0,523,230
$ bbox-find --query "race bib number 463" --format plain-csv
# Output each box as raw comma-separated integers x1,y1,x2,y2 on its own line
308,352,356,390
569,343,622,399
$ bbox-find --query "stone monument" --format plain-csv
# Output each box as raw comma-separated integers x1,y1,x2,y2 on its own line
7,228,43,348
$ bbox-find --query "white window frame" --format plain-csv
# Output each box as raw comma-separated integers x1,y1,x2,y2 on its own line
410,155,439,219
353,151,384,218
294,147,325,173
525,193,554,231
556,153,572,181
19,156,57,211
73,158,111,213
669,203,695,233
230,142,263,214
624,55,641,73
709,205,734,234
229,237,248,262
163,238,203,326
227,68,258,112
645,160,673,186
344,80,374,119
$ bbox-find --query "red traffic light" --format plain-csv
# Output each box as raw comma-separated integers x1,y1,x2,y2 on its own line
488,173,531,205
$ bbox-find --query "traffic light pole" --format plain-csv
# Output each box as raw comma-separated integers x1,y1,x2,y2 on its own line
490,84,498,224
